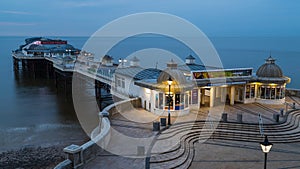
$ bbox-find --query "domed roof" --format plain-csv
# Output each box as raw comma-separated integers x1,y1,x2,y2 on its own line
157,69,187,85
130,56,140,62
157,59,187,85
256,56,283,78
102,55,113,61
186,54,195,60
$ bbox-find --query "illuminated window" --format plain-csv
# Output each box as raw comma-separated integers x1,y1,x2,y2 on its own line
258,85,284,100
165,94,173,110
271,88,276,99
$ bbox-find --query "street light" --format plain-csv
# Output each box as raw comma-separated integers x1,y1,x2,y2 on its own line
167,76,173,125
118,58,127,67
260,135,273,169
66,49,71,56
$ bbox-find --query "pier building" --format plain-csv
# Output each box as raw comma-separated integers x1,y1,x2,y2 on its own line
12,37,291,117
113,55,290,116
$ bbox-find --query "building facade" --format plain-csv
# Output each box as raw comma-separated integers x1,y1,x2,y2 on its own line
112,55,290,116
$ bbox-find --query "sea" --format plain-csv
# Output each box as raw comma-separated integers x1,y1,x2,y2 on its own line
0,36,299,151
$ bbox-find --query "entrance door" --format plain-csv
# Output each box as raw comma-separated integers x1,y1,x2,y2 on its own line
165,94,173,110
235,86,244,102
175,94,184,110
202,89,210,107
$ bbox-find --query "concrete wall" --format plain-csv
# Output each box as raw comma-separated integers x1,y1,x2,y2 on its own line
113,74,140,98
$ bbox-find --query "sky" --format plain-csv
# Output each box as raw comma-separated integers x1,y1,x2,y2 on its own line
0,0,300,37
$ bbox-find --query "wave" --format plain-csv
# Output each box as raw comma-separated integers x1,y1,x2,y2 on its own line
1,123,81,133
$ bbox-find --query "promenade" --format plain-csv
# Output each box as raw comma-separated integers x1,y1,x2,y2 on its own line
84,96,300,169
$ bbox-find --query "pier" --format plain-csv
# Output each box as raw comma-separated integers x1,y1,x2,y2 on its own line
11,37,299,169
12,51,115,111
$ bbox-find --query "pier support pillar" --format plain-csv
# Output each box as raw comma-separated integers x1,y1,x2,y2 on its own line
13,58,19,70
54,72,58,89
21,60,26,70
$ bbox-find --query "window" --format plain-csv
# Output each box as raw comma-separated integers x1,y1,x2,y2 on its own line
259,85,285,100
121,78,125,88
174,94,184,110
159,93,164,109
155,94,159,108
251,86,255,98
271,88,276,99
276,87,281,99
281,87,285,99
246,85,250,98
246,85,255,99
265,87,271,99
261,87,266,99
188,91,191,105
115,76,125,89
184,93,189,108
165,94,173,110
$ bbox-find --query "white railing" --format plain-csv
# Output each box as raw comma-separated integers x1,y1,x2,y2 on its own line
54,97,141,169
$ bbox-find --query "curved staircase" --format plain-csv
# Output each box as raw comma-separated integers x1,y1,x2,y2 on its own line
148,109,300,169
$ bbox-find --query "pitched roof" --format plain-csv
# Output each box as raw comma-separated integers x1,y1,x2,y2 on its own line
115,67,161,80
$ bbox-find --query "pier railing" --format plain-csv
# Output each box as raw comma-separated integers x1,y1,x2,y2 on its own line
286,88,300,97
54,97,141,169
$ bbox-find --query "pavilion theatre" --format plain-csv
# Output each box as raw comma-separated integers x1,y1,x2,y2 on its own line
112,55,290,116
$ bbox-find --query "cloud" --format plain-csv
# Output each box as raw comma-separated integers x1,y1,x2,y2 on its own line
61,1,101,7
0,10,33,15
61,0,130,8
0,22,36,26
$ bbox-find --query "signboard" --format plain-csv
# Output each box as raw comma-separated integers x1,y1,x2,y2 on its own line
192,68,252,80
191,89,198,104
41,41,67,45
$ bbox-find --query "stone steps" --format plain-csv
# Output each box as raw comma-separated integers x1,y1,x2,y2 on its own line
148,109,300,169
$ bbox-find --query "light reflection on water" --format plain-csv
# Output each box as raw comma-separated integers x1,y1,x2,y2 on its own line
0,37,93,150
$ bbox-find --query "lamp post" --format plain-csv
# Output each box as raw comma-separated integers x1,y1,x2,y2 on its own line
260,135,273,169
167,76,173,125
66,49,71,56
118,58,127,67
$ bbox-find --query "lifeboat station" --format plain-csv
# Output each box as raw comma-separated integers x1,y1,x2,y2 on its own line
112,55,291,116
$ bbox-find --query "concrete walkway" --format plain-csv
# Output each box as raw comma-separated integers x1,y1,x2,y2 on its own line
85,109,156,169
191,140,300,169
85,99,299,169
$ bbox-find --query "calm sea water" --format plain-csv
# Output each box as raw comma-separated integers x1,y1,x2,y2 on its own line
0,36,299,150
